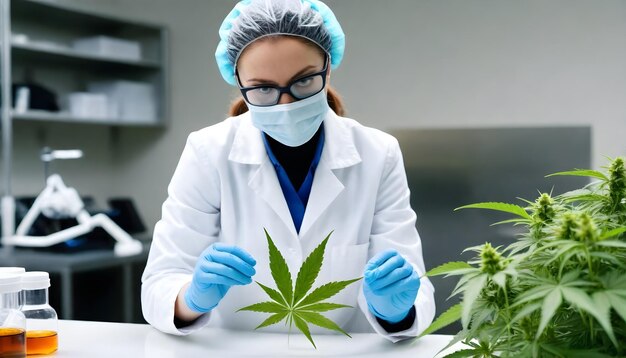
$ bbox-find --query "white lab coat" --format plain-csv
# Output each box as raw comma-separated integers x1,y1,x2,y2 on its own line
141,110,435,342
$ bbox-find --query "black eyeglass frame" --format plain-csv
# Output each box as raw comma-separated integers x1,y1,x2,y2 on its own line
235,55,330,107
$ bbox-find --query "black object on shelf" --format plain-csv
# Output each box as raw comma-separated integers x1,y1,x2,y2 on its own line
12,82,60,111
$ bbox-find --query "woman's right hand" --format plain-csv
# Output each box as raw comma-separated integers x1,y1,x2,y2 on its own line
184,243,257,313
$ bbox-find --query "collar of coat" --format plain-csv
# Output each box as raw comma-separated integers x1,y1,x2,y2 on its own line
228,109,362,169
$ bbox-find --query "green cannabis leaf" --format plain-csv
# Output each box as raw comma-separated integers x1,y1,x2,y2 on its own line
421,157,626,357
454,202,532,221
238,229,362,349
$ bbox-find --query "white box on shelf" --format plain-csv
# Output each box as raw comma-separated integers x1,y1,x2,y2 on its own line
88,81,156,123
68,92,110,120
73,36,142,61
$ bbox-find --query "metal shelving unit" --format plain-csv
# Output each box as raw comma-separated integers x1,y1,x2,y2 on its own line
12,109,164,127
11,42,162,69
1,0,15,240
8,0,169,126
0,0,169,241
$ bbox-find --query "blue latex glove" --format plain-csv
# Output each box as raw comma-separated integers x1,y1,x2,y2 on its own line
184,243,256,313
363,249,421,323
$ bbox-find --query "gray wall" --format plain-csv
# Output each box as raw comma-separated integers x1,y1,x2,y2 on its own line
9,0,626,234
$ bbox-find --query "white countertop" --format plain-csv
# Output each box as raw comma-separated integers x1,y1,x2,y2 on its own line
35,320,461,357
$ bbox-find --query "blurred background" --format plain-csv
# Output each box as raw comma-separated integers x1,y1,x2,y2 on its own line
0,0,623,332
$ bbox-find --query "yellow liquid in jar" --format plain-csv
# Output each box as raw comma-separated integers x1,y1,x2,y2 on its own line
26,330,57,355
0,327,26,358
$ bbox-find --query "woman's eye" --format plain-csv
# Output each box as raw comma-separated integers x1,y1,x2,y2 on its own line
294,78,313,87
257,87,273,94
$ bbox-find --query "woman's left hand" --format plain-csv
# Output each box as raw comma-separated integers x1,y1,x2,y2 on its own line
362,249,421,323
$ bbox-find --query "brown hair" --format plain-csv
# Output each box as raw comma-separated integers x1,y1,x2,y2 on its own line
228,85,345,117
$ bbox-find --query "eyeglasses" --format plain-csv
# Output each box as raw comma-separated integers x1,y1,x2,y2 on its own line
236,56,329,107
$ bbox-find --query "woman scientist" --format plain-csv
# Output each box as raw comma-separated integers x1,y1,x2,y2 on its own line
142,0,435,342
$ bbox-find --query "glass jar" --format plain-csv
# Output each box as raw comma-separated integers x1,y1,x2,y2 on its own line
0,268,25,306
0,273,26,358
0,268,25,275
20,272,58,355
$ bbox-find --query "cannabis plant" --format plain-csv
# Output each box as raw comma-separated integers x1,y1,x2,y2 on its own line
238,229,361,348
421,157,626,357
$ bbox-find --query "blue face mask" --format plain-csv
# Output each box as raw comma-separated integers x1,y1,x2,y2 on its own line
248,90,329,147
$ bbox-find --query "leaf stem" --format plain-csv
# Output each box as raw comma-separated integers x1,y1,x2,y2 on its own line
502,285,512,353
583,246,594,277
287,312,293,348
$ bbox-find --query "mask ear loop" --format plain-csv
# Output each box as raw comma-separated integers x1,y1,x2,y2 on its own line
322,52,331,91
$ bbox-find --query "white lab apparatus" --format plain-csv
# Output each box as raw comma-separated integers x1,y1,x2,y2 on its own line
20,272,58,355
88,80,156,122
73,36,141,61
7,174,143,257
5,148,142,256
0,274,26,357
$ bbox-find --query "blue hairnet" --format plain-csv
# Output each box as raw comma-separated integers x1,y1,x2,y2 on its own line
216,0,345,86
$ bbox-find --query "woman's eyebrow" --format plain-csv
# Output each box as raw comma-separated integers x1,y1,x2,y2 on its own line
247,65,318,85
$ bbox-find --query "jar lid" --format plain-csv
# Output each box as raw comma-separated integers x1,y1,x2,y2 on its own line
0,274,22,293
0,267,25,274
21,271,50,290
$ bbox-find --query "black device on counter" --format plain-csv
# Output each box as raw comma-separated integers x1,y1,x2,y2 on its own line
108,198,146,235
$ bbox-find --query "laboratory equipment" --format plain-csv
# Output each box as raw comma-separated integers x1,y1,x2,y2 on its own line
108,198,146,235
20,272,58,355
5,147,142,256
39,147,83,182
0,274,26,358
7,174,143,257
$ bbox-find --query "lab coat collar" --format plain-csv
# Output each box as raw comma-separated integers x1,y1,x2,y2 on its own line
228,110,362,169
228,112,266,165
320,110,362,169
231,109,362,241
